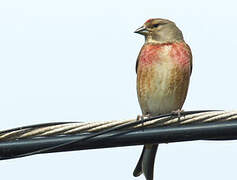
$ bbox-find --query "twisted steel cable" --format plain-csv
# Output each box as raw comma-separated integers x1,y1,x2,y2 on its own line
1,110,237,160
0,110,235,141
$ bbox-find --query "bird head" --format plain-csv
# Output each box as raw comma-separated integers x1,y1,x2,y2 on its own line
135,18,184,44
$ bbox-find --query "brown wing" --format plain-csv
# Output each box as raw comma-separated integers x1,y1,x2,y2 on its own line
185,43,193,76
135,48,143,74
135,57,139,74
190,55,193,76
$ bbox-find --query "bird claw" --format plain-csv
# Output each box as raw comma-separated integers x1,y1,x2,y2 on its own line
171,109,184,121
136,114,151,130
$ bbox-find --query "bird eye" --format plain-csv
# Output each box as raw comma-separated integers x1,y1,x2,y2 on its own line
153,24,159,28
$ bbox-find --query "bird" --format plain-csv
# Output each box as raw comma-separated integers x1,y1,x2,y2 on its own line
133,18,192,180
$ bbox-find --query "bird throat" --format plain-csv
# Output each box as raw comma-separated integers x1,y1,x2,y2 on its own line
145,26,184,44
145,34,183,44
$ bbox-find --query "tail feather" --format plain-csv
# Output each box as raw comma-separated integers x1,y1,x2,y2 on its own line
133,144,159,180
133,146,145,177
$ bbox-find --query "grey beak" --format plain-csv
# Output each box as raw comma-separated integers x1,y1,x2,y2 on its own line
134,25,148,35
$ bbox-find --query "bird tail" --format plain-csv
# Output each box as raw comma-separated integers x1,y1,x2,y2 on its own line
133,144,158,180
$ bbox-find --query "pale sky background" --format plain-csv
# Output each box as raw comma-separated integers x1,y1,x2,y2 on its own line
0,0,237,180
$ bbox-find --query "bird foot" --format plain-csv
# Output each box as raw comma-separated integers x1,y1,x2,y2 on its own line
136,114,151,130
171,109,184,121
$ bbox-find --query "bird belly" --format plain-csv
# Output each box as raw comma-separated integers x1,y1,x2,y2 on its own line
137,58,190,116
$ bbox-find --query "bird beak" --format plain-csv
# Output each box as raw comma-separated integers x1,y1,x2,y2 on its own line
134,25,148,35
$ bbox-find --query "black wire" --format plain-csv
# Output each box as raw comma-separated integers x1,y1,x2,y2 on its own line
2,110,221,159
